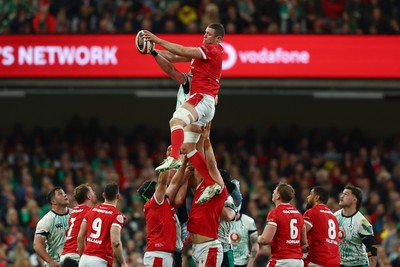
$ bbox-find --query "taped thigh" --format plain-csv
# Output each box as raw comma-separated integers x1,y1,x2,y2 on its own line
173,107,194,125
184,132,201,143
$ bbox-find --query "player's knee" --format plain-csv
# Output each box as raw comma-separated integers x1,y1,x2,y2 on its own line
169,117,182,127
181,143,195,154
172,107,194,126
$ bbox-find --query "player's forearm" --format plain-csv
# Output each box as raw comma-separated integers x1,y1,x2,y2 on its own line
368,256,377,267
158,39,190,58
257,235,271,246
247,256,256,267
34,244,54,265
77,235,84,255
157,50,190,63
247,244,259,267
112,240,126,265
204,138,215,161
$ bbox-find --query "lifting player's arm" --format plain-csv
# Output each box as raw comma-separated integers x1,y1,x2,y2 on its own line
166,156,188,206
154,170,169,204
202,123,224,187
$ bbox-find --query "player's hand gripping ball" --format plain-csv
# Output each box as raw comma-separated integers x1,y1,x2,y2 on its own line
135,30,154,54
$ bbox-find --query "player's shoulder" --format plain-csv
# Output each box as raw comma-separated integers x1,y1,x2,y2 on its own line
354,211,370,223
241,214,255,224
333,209,342,217
37,210,54,224
200,43,223,54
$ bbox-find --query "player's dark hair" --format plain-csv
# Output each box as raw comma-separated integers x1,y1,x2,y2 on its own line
276,182,295,203
104,182,119,201
138,180,157,202
312,186,329,204
47,186,63,205
208,23,225,38
345,184,362,210
219,169,235,194
74,183,91,204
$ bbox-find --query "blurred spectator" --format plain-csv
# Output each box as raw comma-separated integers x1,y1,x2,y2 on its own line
200,3,220,31
9,6,32,33
56,8,71,33
32,4,56,33
0,0,398,34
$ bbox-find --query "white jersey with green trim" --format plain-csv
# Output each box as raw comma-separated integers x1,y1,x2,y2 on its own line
218,196,236,252
35,209,71,266
230,213,258,266
175,73,192,110
334,209,374,266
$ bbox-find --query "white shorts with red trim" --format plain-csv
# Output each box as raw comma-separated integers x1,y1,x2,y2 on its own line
192,239,223,267
143,251,173,267
267,259,304,267
78,255,107,267
186,93,215,127
307,263,324,267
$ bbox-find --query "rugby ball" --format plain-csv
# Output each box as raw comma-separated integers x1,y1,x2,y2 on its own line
135,30,154,54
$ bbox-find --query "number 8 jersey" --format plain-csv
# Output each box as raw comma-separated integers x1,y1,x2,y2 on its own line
266,203,304,260
82,203,125,266
303,203,340,267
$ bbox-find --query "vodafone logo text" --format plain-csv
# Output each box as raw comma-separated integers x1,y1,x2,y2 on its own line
0,45,118,66
222,42,310,70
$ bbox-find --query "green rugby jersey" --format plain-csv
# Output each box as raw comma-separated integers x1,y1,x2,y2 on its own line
334,209,374,266
35,209,70,266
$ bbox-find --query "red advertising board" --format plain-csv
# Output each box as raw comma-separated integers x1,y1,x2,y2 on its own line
0,34,399,78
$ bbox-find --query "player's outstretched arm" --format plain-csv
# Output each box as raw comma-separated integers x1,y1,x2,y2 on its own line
143,30,202,59
156,49,192,63
166,156,188,205
110,226,127,267
154,170,169,204
202,123,224,187
152,51,187,84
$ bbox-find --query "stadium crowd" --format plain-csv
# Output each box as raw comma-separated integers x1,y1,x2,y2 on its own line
1,0,400,34
1,119,400,266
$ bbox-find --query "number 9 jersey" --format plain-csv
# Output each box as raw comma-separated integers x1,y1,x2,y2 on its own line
82,203,125,266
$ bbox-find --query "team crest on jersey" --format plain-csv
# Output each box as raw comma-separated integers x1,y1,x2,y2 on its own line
117,214,124,223
230,232,240,243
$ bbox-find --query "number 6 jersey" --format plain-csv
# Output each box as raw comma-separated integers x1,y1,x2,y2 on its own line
266,203,304,260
